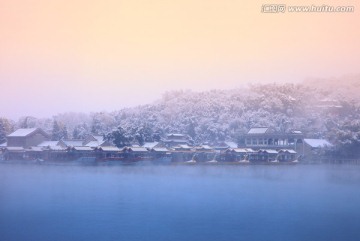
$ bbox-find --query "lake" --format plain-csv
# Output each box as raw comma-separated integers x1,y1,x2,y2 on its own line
0,163,359,241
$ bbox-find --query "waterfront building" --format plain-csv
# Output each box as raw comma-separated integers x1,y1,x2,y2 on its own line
224,148,255,162
0,128,330,163
149,147,170,159
239,127,304,151
59,140,85,148
255,149,279,162
84,134,111,147
37,141,61,148
277,149,297,162
212,141,238,150
67,146,96,160
142,142,164,149
300,139,333,161
6,128,50,148
163,134,191,147
95,146,122,160
1,147,26,160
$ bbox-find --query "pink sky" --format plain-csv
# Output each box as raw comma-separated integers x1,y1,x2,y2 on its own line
1,0,359,119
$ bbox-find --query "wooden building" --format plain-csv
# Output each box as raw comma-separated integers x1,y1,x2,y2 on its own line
278,149,297,162
142,142,164,149
224,148,255,162
1,147,26,160
95,146,122,160
255,149,278,162
239,127,303,151
84,134,111,147
299,139,333,161
150,147,170,159
163,134,191,147
7,128,49,148
123,147,152,161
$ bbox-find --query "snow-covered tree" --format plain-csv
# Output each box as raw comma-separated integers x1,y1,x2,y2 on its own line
105,126,130,148
91,112,116,135
3,78,360,157
0,117,13,144
18,116,37,128
72,123,90,139
51,120,68,141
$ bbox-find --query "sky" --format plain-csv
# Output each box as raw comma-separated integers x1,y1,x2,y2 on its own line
1,0,359,119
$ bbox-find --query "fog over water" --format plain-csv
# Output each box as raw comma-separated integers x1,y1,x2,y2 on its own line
1,164,360,241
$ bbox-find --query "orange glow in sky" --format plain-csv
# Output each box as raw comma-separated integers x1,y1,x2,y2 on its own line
1,0,359,118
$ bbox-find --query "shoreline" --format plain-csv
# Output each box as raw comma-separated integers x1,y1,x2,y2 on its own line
1,159,359,167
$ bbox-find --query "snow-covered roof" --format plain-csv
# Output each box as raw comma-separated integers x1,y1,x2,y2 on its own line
8,128,39,137
279,149,297,154
291,130,302,134
85,141,98,147
143,142,159,149
37,141,59,147
229,148,254,153
29,147,44,152
72,146,93,151
167,133,186,137
232,148,249,153
194,145,212,150
98,146,121,152
201,145,212,150
225,141,237,148
151,147,168,152
93,135,104,142
2,147,25,151
177,144,192,149
163,139,189,143
0,142,7,147
48,146,66,151
85,141,106,148
304,139,332,148
259,149,278,154
127,147,148,152
62,140,84,147
248,127,269,134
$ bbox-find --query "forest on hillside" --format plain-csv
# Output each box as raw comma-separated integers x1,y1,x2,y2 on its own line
1,75,360,158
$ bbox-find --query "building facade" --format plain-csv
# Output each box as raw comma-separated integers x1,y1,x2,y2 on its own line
7,128,50,148
239,127,304,151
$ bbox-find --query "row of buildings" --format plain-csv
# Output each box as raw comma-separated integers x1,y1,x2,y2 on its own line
0,127,332,163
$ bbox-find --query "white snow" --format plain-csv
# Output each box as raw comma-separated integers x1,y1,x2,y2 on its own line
304,139,332,148
37,141,60,147
248,127,269,134
8,128,38,137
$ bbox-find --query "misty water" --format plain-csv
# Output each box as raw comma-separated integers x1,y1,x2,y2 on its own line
1,164,360,241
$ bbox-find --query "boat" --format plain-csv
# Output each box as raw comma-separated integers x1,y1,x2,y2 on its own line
35,158,45,164
238,158,250,163
269,159,280,163
206,159,218,163
185,159,196,164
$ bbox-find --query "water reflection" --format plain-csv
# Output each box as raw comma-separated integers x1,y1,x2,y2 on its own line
0,164,359,241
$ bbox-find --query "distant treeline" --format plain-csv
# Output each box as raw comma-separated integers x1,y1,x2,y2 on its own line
1,76,360,158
